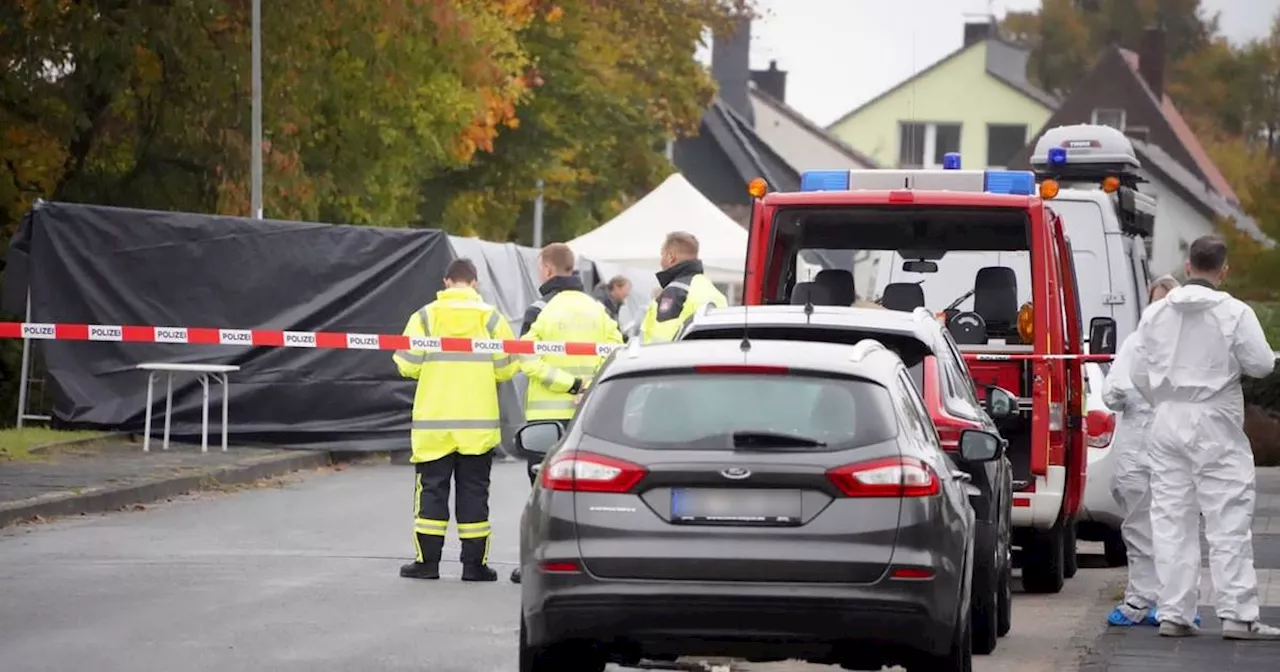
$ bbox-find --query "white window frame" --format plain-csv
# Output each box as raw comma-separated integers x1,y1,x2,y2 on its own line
899,122,961,169
1091,108,1126,131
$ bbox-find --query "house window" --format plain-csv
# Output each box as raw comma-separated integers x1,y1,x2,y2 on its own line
986,124,1028,168
1091,108,1126,131
899,122,962,168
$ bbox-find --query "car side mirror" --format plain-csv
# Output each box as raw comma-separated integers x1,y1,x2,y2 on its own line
958,429,1004,463
515,421,563,460
984,385,1017,420
1089,316,1117,355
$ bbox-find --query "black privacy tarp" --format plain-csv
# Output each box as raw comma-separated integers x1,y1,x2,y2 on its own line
4,202,454,450
4,203,666,451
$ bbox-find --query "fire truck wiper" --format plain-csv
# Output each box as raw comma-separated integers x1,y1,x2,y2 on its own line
944,288,976,313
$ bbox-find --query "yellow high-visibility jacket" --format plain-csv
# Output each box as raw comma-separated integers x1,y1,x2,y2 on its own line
392,287,518,463
521,287,622,422
642,260,728,344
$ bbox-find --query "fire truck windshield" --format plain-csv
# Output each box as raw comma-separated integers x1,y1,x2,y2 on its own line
765,206,1033,311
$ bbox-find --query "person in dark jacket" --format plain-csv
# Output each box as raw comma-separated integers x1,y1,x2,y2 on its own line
591,275,631,325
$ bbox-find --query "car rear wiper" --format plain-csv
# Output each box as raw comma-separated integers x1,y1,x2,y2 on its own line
731,431,827,449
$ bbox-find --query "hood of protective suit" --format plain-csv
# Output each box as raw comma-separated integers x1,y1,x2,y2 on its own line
1164,283,1230,314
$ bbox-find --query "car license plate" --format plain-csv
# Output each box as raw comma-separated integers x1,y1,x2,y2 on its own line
670,488,802,525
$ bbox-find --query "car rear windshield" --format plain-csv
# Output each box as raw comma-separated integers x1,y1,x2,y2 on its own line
581,372,898,451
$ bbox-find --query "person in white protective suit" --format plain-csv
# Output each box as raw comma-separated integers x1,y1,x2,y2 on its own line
1130,235,1277,639
1103,275,1183,628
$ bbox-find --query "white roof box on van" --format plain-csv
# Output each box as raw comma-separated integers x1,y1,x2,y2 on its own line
1030,124,1141,175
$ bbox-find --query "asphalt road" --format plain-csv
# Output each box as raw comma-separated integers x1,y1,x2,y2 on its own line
0,460,1119,672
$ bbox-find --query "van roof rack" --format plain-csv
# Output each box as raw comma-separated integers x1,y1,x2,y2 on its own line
1030,124,1144,187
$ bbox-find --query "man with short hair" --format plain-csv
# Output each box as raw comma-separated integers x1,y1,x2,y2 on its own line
1130,235,1278,639
511,242,623,584
641,231,728,344
393,258,518,582
591,275,631,325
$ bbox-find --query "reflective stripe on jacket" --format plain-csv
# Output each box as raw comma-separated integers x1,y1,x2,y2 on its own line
521,287,623,421
642,259,728,344
392,286,518,463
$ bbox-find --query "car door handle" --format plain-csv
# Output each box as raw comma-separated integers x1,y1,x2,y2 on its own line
530,464,543,475
950,471,972,484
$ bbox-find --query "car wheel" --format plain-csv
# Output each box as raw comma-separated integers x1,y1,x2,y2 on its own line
970,527,999,655
519,620,605,672
996,562,1013,637
1020,522,1065,594
1063,521,1079,578
1104,531,1128,567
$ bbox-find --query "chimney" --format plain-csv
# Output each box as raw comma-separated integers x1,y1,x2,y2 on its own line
750,60,787,102
963,19,994,47
1139,27,1166,100
712,16,753,125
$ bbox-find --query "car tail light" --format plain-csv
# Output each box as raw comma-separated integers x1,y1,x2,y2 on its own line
541,450,646,493
693,364,789,374
935,425,962,451
1086,409,1116,448
826,456,940,498
540,561,582,573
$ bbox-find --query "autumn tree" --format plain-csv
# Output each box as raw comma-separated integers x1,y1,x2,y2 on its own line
418,0,754,243
1002,0,1216,98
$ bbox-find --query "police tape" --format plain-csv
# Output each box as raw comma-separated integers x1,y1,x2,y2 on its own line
0,322,620,356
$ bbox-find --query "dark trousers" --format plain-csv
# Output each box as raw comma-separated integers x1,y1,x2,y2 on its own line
414,451,493,566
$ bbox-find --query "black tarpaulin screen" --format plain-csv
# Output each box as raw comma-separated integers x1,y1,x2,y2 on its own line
3,202,457,450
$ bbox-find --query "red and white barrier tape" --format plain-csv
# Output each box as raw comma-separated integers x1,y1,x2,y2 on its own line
0,322,621,356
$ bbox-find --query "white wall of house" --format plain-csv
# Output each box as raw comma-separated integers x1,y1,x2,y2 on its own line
750,93,871,172
1141,172,1215,275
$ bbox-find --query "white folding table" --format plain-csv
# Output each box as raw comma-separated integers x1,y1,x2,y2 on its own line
137,363,240,453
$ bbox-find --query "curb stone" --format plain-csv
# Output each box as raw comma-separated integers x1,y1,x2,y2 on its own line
0,449,334,528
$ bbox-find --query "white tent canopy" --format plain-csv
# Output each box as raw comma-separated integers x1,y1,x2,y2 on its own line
566,173,748,285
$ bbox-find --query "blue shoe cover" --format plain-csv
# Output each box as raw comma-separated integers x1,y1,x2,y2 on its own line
1109,606,1147,626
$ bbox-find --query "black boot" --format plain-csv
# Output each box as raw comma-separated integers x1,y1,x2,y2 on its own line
510,567,522,584
462,564,499,582
399,562,440,580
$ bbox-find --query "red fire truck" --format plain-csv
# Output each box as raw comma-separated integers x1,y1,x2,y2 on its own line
743,164,1107,594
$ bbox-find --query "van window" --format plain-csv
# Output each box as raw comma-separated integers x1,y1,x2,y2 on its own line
1048,199,1111,322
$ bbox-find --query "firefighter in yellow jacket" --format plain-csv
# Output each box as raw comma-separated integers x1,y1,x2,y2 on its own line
509,242,623,584
642,231,728,344
393,258,518,581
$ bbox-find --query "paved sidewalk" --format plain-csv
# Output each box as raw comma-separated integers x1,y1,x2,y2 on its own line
1079,467,1280,671
0,438,333,527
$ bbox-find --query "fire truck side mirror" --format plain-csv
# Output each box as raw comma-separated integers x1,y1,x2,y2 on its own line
1089,316,1118,355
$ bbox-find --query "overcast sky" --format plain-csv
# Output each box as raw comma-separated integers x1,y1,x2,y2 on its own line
717,0,1280,127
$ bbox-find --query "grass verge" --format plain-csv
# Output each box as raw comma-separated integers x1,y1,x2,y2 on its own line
0,428,107,461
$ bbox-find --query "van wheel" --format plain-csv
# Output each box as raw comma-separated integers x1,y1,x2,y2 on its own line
1104,532,1128,567
520,621,605,672
1021,523,1065,594
1063,522,1079,579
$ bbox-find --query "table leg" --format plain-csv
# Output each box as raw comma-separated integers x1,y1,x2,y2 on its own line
143,372,156,453
200,374,210,454
163,373,174,451
220,373,229,452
